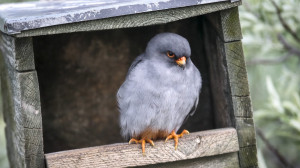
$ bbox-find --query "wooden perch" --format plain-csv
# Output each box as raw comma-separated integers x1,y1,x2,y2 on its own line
45,128,239,168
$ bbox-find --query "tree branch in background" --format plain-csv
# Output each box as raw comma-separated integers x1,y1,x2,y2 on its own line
278,34,300,57
270,0,300,43
248,34,300,66
246,52,292,66
256,129,295,168
242,1,261,19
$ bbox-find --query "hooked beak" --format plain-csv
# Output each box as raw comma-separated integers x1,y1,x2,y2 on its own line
175,56,186,69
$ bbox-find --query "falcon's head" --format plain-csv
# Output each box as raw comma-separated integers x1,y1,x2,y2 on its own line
145,33,191,70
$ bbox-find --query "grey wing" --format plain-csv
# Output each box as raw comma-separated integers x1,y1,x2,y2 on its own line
182,96,199,125
127,54,144,76
118,54,147,139
189,96,199,117
182,66,202,125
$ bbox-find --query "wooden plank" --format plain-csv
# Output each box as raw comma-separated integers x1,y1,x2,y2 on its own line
203,21,233,128
0,34,44,168
206,7,242,42
0,33,35,71
45,128,239,168
203,17,258,167
232,96,253,118
239,146,258,168
15,1,241,37
139,152,239,168
235,118,256,148
0,0,241,35
223,41,258,167
224,41,250,97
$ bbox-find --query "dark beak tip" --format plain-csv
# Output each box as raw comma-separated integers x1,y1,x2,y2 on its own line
179,64,186,70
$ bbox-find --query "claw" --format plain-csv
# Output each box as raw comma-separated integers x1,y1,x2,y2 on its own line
165,129,189,150
128,138,155,155
179,129,189,137
129,138,139,144
145,139,155,147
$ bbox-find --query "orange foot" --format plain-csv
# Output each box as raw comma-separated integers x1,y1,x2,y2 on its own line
129,138,155,155
165,129,189,150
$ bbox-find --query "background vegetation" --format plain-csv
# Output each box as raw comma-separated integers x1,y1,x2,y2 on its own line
0,0,299,167
240,0,300,167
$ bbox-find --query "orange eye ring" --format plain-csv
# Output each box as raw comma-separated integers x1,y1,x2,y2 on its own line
167,51,175,58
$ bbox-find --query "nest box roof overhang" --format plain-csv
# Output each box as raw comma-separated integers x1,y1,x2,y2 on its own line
0,0,240,35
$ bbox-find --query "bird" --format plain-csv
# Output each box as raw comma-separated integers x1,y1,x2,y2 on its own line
117,32,202,155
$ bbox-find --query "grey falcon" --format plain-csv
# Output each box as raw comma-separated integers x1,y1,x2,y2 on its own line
117,32,202,154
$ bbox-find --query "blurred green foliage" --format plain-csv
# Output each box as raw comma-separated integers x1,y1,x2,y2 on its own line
240,0,300,167
0,83,8,168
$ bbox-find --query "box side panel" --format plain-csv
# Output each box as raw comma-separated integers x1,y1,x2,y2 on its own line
0,34,44,168
204,7,258,168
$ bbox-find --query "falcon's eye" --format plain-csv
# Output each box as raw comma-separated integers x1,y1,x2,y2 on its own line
167,51,175,58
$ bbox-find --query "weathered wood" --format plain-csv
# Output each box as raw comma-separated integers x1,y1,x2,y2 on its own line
0,2,257,168
0,34,44,168
45,128,239,168
204,21,233,128
0,33,35,71
232,96,253,118
223,42,257,168
206,7,242,42
203,16,258,168
139,152,239,168
235,118,256,148
224,41,250,97
239,146,258,168
0,0,241,35
223,42,258,168
14,1,241,37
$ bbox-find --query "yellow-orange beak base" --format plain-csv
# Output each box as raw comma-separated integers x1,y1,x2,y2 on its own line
175,56,186,68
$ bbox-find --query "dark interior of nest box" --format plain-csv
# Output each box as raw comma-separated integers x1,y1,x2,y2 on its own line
33,13,232,153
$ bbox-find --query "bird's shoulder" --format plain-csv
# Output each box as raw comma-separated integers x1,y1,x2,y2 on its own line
127,54,145,75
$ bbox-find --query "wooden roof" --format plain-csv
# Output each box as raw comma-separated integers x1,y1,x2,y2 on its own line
0,0,240,35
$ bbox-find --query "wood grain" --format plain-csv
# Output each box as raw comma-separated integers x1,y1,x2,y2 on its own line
204,20,233,128
0,33,35,71
232,96,253,118
223,41,258,167
206,7,242,42
239,146,258,168
0,34,44,168
16,1,241,37
45,128,239,168
235,118,256,148
0,0,238,35
203,16,258,167
224,41,250,97
139,152,239,168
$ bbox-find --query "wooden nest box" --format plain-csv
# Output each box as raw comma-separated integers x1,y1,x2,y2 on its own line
0,0,258,167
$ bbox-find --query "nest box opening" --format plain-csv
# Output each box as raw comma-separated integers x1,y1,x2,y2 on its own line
33,14,231,153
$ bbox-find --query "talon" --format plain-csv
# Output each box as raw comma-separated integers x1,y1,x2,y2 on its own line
165,129,189,150
146,139,155,146
129,138,139,144
179,129,189,137
165,134,173,142
128,138,155,155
